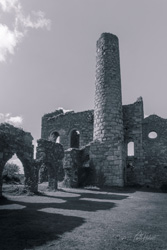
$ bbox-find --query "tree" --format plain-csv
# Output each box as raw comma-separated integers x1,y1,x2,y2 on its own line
2,163,21,183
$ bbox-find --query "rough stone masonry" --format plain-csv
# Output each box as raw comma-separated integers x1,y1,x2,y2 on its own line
90,33,124,187
0,123,36,196
41,32,167,189
1,33,167,192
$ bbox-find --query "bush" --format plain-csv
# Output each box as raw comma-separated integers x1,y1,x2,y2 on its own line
2,163,22,184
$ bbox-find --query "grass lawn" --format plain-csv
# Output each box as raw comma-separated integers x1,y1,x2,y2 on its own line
0,183,167,250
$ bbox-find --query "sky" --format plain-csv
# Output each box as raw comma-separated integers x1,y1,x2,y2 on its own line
0,0,167,150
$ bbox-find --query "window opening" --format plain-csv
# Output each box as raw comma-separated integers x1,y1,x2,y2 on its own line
70,130,80,148
49,131,60,143
127,142,134,156
148,131,157,139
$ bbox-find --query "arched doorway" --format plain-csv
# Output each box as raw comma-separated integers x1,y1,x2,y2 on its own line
2,154,24,195
70,130,80,148
0,123,36,197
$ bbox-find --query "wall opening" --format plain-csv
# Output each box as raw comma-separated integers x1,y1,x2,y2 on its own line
49,131,60,143
127,142,134,156
148,131,157,139
70,130,80,148
2,154,24,194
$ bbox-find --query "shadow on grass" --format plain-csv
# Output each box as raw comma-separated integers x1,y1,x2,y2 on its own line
0,188,129,250
34,190,129,211
0,198,85,250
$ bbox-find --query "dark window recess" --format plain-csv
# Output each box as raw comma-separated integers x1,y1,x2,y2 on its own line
70,130,80,148
50,131,60,143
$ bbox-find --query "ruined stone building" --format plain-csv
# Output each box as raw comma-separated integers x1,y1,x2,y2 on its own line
3,32,167,195
0,123,37,196
0,122,64,197
41,33,167,189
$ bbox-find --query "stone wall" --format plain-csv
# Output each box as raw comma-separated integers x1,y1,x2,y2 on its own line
142,115,167,188
63,148,80,188
123,97,144,185
123,104,167,188
41,109,93,150
0,123,35,196
36,139,64,190
62,144,92,188
39,32,167,190
90,33,125,187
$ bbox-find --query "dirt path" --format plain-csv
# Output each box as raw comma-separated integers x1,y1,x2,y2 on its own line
0,185,167,250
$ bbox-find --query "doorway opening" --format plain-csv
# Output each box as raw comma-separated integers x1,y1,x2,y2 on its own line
2,154,24,195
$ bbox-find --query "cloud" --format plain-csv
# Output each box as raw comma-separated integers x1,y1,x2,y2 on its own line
0,113,5,119
0,24,23,62
17,11,51,30
0,0,51,62
6,116,23,126
0,113,23,127
0,0,20,12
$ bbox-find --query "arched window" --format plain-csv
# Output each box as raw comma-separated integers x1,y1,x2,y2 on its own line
70,130,80,148
127,142,134,156
49,131,60,143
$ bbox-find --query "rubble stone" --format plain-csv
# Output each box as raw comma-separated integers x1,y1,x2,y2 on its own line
0,123,35,196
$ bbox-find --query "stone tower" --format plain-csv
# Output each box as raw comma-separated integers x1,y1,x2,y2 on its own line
90,33,124,187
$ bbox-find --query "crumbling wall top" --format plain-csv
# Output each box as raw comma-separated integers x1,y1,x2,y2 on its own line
0,123,33,148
